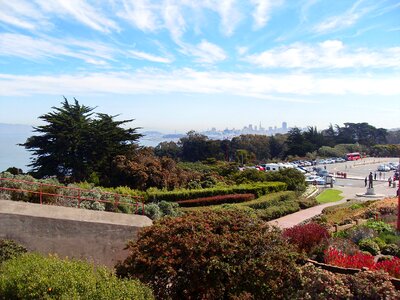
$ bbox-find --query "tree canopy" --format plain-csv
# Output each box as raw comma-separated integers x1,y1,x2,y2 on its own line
21,98,142,183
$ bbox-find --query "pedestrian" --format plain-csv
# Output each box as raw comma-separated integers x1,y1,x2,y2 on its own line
379,172,382,180
368,172,373,188
365,176,368,187
388,176,392,187
374,172,377,180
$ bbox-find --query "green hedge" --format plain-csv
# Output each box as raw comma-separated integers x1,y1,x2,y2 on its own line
147,182,287,202
240,191,296,209
0,253,154,300
256,201,301,221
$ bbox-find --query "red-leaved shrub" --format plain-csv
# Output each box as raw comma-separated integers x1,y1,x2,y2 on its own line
283,222,330,254
374,257,400,278
324,248,375,269
176,193,255,207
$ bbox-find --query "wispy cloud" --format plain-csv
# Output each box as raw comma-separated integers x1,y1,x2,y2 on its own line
244,40,400,69
118,0,159,31
179,40,227,64
1,69,399,98
128,50,173,63
0,1,49,30
35,0,119,33
250,0,283,29
314,0,370,33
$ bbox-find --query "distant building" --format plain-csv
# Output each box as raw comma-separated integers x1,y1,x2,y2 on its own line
282,122,287,130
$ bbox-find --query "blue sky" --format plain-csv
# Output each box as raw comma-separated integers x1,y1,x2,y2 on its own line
0,0,399,132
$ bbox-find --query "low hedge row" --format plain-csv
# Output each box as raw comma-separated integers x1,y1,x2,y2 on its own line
177,193,255,207
257,201,301,221
147,182,287,202
241,191,297,209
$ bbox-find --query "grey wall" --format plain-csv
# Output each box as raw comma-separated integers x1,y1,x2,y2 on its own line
0,200,152,267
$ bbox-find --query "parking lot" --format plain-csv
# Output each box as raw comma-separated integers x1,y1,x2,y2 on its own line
324,157,399,199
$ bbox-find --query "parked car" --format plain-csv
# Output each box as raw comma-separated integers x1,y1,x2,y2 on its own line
377,164,391,172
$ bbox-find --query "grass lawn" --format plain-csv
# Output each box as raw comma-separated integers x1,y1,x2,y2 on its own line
316,189,344,204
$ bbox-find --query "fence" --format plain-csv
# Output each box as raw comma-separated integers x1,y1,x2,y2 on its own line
0,177,145,215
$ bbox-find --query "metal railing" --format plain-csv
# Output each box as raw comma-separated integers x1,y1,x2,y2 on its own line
0,177,145,215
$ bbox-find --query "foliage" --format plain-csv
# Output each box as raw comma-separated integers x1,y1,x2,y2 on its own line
116,210,302,300
110,147,200,190
358,238,380,255
0,240,27,264
283,223,330,254
316,189,344,204
381,244,400,257
365,220,395,234
147,182,287,202
374,257,400,278
328,238,360,256
21,98,142,184
3,167,23,175
295,263,352,299
324,248,375,269
137,200,182,220
345,270,399,299
0,253,154,300
241,191,296,209
256,201,300,221
347,226,377,244
264,168,306,192
297,196,318,209
177,193,255,207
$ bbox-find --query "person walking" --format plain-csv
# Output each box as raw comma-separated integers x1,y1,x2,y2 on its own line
365,176,368,187
374,172,377,180
389,176,392,187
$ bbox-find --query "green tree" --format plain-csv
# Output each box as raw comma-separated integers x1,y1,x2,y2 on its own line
21,98,142,183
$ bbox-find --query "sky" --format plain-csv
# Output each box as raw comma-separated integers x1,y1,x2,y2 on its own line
0,0,399,132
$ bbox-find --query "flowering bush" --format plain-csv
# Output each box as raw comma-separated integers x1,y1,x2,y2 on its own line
324,248,375,269
116,210,302,299
283,222,330,254
374,257,400,278
358,238,380,255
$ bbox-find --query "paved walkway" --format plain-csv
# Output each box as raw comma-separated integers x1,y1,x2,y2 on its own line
268,179,397,229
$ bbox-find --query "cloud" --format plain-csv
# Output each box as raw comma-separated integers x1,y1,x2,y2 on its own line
313,0,370,33
162,0,186,41
179,40,227,64
128,50,173,63
250,0,283,29
0,1,48,30
1,69,399,98
244,40,400,69
35,0,119,33
118,0,159,31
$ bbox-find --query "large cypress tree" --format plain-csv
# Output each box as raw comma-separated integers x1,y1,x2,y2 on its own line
21,98,142,183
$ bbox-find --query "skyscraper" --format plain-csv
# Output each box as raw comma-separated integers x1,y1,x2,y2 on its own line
282,122,287,130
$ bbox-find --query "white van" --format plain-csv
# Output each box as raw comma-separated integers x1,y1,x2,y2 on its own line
261,163,293,172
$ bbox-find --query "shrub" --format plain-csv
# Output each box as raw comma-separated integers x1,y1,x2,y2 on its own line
256,201,300,221
374,257,400,278
264,168,306,192
379,231,400,246
324,248,375,269
0,240,27,264
0,253,154,299
328,238,360,256
242,191,296,209
297,196,318,209
157,200,181,217
365,220,395,234
347,226,376,244
358,238,380,256
295,263,352,299
116,210,302,300
146,182,287,202
283,223,330,255
177,193,255,207
381,244,400,257
345,270,399,299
